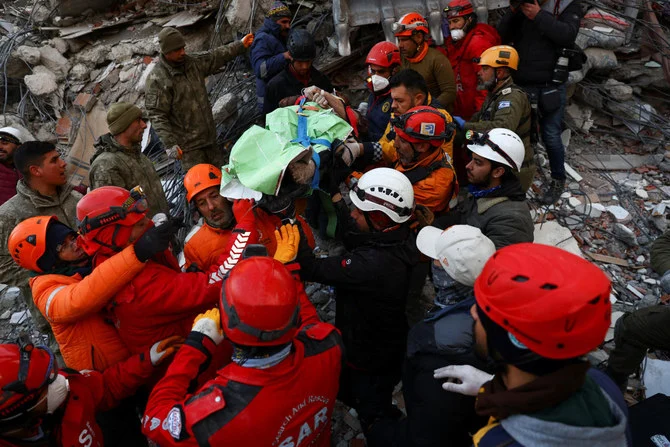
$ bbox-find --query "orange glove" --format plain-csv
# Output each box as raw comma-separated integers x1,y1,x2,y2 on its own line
242,33,254,48
192,308,224,344
149,335,184,366
273,224,300,264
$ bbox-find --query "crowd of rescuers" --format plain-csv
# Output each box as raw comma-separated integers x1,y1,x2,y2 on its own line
0,0,638,446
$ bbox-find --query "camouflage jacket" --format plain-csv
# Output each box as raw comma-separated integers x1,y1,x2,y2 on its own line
89,133,169,218
0,180,81,289
145,41,246,152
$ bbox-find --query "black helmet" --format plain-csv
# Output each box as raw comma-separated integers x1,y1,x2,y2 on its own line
287,29,316,61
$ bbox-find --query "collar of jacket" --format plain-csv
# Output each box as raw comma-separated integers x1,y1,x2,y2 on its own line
16,179,70,209
492,76,514,94
407,42,429,64
344,221,411,248
158,53,188,76
262,17,285,40
98,133,142,156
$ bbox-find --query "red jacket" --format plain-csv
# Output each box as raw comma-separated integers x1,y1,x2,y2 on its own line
0,352,154,447
143,267,343,447
442,24,500,120
0,162,21,207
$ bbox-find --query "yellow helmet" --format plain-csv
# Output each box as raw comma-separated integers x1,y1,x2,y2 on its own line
478,45,519,70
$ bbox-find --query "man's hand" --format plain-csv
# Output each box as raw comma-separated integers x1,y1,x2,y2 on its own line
274,224,300,264
335,137,362,166
192,309,224,345
279,95,300,107
433,365,494,396
149,335,184,366
520,0,541,20
166,145,182,160
414,204,435,228
283,51,293,60
134,217,182,262
242,33,254,48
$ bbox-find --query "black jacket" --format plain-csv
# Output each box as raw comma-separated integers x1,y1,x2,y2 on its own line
297,222,419,372
263,66,333,114
497,0,583,85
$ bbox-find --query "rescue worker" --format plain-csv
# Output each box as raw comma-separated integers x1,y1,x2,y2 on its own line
251,1,292,111
0,126,23,206
263,29,333,114
8,215,175,371
394,12,456,111
143,256,343,446
434,244,631,446
181,164,234,271
391,106,457,214
297,168,419,440
459,45,535,192
0,141,81,338
441,0,500,120
89,102,169,217
498,0,583,204
0,335,180,447
145,27,254,170
435,129,533,249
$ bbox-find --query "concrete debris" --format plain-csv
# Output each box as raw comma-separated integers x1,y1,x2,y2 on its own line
212,93,238,123
602,78,633,101
10,311,29,325
69,63,90,82
606,205,632,223
14,45,41,65
614,223,638,246
39,45,71,81
24,66,59,96
111,43,134,63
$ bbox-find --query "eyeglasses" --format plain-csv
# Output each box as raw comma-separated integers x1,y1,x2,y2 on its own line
352,183,412,217
56,233,78,255
392,21,428,34
390,109,454,141
465,130,518,170
78,185,148,235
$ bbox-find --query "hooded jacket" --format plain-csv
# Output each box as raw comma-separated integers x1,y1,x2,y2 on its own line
251,18,289,108
89,133,169,218
443,23,500,120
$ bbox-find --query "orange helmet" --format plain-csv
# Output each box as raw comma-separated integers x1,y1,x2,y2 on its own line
8,216,54,273
76,186,149,255
184,164,222,202
366,42,401,68
393,12,429,37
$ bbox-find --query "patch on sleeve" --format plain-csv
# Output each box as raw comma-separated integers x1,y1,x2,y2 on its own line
498,101,511,110
340,258,352,268
164,407,184,440
500,87,512,95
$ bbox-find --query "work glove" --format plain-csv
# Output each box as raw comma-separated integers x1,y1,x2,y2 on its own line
134,217,182,262
303,85,320,100
149,335,184,366
335,137,361,167
433,364,494,396
242,33,254,48
414,204,435,228
192,308,224,345
274,224,300,264
452,116,466,130
166,145,182,160
312,89,330,108
661,270,670,294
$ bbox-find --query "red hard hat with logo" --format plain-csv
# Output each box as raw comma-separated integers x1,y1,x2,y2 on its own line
393,12,429,37
76,185,149,255
391,106,452,147
184,164,222,202
0,338,57,423
8,216,55,273
220,257,300,346
366,42,401,68
444,0,474,18
474,243,612,360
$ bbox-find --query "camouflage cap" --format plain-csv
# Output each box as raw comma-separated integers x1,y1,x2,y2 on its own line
107,102,143,135
158,27,185,54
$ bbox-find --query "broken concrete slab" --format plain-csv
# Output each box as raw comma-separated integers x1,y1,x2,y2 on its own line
14,45,41,65
111,43,134,63
68,63,90,82
24,66,58,96
533,221,583,257
212,93,238,122
48,0,119,18
74,45,110,67
38,45,71,80
602,78,633,100
565,103,594,133
607,205,632,223
579,154,656,170
614,223,638,246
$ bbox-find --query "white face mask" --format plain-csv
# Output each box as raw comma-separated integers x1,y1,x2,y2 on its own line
46,374,69,414
370,74,390,92
450,29,466,41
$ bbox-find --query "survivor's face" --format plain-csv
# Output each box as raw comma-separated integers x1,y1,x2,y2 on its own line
164,47,186,64
390,86,416,115
476,65,496,90
397,36,419,58
126,118,147,144
448,17,466,30
57,233,87,263
0,138,19,164
291,60,312,77
276,17,291,36
36,150,68,186
466,152,493,186
350,207,370,233
471,304,489,359
127,217,152,245
194,186,233,227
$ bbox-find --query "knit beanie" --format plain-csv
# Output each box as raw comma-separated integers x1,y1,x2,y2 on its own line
159,27,186,54
267,1,291,19
107,102,143,135
37,221,76,272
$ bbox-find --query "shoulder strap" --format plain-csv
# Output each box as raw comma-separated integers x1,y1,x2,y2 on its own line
402,158,450,185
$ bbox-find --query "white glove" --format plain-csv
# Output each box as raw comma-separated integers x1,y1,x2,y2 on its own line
149,336,183,366
192,308,225,345
433,364,494,396
303,85,321,100
166,145,182,160
336,137,361,166
312,90,330,108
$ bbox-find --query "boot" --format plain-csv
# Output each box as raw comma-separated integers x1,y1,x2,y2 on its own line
541,178,565,205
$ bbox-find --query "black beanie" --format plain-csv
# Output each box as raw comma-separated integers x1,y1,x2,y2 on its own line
36,222,76,272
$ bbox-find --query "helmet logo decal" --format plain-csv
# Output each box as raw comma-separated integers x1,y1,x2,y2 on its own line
508,332,528,350
26,235,37,246
420,123,435,136
382,102,390,113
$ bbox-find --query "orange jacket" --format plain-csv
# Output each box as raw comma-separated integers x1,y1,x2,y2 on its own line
182,218,233,271
30,245,145,371
394,148,458,214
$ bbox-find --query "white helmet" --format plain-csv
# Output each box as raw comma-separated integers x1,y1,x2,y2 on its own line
0,127,22,145
349,167,415,223
466,128,524,172
416,225,496,286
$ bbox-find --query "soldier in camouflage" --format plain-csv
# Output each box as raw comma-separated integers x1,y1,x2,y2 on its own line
145,27,254,170
461,45,535,191
89,102,169,218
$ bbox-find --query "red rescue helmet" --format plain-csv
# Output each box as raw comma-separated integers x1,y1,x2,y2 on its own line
8,216,54,273
184,164,222,202
444,0,474,18
0,340,57,424
220,257,300,346
475,243,612,360
366,42,401,68
392,106,453,147
76,186,149,255
393,12,429,37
